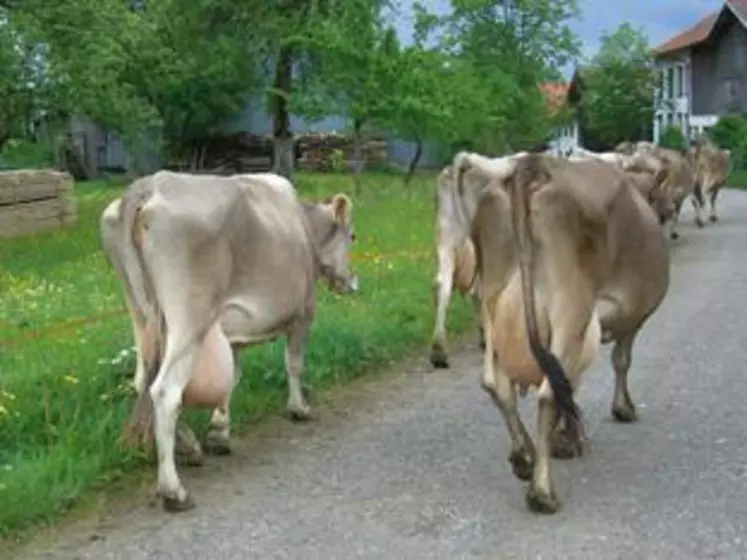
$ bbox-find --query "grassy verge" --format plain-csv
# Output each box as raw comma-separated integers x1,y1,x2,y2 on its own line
0,171,475,537
728,169,747,189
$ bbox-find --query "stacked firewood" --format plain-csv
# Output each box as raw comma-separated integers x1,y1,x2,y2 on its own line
201,132,275,173
296,132,388,172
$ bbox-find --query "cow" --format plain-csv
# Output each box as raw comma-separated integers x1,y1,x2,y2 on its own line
100,170,358,512
690,139,731,223
614,140,656,156
616,144,702,239
646,146,699,239
620,152,675,225
429,152,528,368
452,151,670,514
568,146,633,168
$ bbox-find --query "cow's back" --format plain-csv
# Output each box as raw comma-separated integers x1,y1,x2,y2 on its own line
534,158,668,306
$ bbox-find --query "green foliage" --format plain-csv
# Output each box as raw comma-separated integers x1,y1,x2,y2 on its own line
0,137,57,169
708,115,747,151
658,125,687,152
0,11,45,148
438,0,582,152
581,23,657,148
0,171,474,537
708,115,747,170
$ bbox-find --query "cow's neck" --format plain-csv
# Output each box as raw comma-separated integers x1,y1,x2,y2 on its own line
301,203,337,277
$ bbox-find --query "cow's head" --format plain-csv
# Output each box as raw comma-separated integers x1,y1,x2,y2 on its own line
316,193,359,293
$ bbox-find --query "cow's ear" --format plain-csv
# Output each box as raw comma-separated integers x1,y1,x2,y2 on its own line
330,193,352,225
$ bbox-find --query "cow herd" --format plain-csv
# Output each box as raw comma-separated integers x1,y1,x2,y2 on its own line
99,136,730,516
428,137,730,513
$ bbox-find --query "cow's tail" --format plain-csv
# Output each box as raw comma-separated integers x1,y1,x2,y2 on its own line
508,154,580,429
116,185,166,450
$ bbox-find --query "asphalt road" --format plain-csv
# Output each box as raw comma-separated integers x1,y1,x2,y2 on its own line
18,190,747,560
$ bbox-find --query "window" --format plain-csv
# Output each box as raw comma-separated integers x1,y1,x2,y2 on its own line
676,65,684,97
667,67,675,99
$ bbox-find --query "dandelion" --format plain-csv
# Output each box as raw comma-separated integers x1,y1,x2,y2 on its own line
62,374,79,385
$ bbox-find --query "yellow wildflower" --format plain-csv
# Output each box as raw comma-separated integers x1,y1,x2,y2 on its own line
62,374,79,385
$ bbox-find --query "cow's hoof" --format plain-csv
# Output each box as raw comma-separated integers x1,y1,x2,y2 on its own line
162,493,196,513
696,219,705,228
710,215,718,223
429,343,450,369
612,404,638,423
509,449,534,482
526,485,560,515
288,402,312,422
175,448,205,467
203,433,232,456
670,231,679,240
551,430,584,459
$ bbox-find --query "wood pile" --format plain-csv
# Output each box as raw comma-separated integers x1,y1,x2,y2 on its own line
201,132,276,173
187,131,389,174
296,132,388,172
0,169,77,239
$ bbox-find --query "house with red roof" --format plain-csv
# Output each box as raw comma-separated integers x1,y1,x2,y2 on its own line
540,79,581,156
652,0,747,143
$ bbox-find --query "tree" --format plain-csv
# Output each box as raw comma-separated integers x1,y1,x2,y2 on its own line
293,0,397,189
581,23,658,149
437,0,582,153
0,10,45,151
8,0,266,173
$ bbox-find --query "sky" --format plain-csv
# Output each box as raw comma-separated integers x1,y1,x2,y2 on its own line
392,0,727,79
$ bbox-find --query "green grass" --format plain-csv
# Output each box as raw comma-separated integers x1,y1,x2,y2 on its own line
0,171,475,537
728,169,747,189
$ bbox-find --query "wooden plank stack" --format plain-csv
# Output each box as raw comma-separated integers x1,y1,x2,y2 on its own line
0,169,77,239
296,133,388,172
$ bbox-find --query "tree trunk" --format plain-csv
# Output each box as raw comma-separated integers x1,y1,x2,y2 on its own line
271,45,295,180
350,118,365,194
404,136,423,186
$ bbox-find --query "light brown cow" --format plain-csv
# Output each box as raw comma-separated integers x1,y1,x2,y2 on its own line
429,153,528,368
690,139,731,223
620,152,674,225
614,140,656,155
644,146,699,239
100,170,358,512
453,151,670,514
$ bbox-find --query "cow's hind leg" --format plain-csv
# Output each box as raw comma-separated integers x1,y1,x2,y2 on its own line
551,410,585,460
203,401,232,456
128,311,204,467
709,187,722,222
480,313,535,481
285,319,312,421
669,200,683,240
150,337,202,512
611,332,638,423
526,379,561,514
692,187,706,228
471,292,485,350
203,348,239,456
429,246,455,368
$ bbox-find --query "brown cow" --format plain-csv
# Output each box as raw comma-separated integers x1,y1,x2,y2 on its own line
453,151,670,514
100,170,358,512
429,153,528,368
621,152,674,225
646,146,699,239
690,139,731,223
